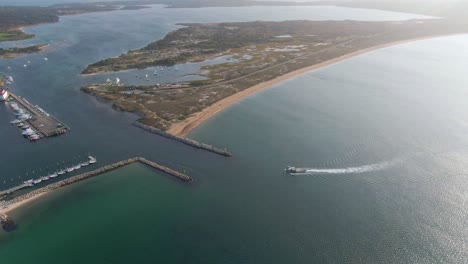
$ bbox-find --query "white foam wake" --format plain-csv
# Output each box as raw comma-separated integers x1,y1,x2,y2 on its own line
293,159,399,175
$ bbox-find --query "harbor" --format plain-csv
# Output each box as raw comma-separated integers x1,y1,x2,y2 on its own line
7,92,70,141
0,157,192,231
0,156,98,198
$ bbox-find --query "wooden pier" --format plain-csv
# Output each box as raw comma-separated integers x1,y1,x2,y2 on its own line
9,92,70,137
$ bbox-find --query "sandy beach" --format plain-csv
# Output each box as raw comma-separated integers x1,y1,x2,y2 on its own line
166,33,466,137
0,192,47,215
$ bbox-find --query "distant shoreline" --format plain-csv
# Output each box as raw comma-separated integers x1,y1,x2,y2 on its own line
167,33,466,137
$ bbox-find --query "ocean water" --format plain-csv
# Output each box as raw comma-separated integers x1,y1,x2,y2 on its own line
0,4,467,264
0,4,429,190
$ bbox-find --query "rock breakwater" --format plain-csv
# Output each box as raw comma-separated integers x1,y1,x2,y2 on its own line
134,122,232,157
0,157,192,218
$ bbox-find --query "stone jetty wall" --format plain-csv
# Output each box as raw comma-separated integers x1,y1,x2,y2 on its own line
134,122,232,157
1,157,192,210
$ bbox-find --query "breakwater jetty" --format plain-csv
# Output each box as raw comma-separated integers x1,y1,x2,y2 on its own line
0,157,192,231
134,122,232,157
0,183,33,199
0,157,191,212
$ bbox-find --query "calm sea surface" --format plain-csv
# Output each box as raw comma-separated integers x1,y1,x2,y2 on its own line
0,5,466,264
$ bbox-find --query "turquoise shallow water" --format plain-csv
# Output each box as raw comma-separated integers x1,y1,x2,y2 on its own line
0,4,467,264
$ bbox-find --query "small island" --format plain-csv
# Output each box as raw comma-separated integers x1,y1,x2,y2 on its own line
81,19,468,136
0,44,48,59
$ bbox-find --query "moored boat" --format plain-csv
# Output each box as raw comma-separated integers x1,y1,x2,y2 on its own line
33,179,42,184
23,179,34,184
88,156,97,164
29,135,42,142
22,128,35,136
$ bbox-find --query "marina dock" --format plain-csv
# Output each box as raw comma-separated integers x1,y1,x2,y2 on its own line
9,92,70,138
0,156,97,198
0,157,192,214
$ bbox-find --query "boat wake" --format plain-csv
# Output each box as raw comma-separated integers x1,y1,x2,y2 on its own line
291,159,401,175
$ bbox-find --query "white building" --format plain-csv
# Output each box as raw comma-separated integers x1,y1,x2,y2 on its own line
0,89,9,101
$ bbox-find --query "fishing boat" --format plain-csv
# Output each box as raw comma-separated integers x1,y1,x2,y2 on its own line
66,167,75,173
57,169,66,175
50,172,58,178
81,161,90,167
74,164,81,170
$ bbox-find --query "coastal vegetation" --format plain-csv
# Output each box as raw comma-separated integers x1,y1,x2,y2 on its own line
81,19,468,133
0,45,47,59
